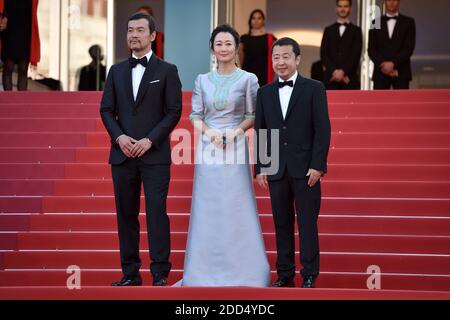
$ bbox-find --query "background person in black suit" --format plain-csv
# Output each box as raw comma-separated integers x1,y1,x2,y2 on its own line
255,38,331,288
369,0,416,89
320,0,362,90
310,60,324,83
100,13,182,287
78,44,106,91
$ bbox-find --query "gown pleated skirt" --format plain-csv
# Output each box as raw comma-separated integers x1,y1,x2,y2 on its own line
181,133,271,287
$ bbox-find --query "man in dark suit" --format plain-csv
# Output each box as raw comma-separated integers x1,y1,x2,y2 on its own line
100,13,182,286
78,45,106,91
369,0,416,89
255,38,331,288
310,60,324,83
320,0,362,90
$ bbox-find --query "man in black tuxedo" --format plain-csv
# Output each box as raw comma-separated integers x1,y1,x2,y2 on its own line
100,13,182,286
320,0,362,90
369,0,416,89
255,38,331,288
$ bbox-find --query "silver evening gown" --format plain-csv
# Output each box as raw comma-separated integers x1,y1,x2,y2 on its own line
180,69,270,287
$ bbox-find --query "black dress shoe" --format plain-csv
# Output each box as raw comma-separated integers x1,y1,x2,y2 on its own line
301,275,316,288
111,275,142,286
272,278,295,288
152,274,168,286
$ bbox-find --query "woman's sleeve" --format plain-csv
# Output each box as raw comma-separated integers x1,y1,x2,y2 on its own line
244,73,259,119
189,75,205,121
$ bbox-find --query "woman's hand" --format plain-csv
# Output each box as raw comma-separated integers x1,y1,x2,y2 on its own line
224,128,244,147
205,128,224,149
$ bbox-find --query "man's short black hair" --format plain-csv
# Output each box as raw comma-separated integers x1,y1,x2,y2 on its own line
210,24,240,51
271,37,301,57
336,0,352,5
127,12,156,34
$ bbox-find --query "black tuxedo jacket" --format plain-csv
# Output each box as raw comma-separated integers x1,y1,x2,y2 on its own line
100,54,182,165
368,14,416,82
254,75,331,181
320,22,363,84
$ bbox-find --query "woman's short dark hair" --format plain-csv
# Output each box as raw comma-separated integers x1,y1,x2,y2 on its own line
127,12,156,34
210,24,240,51
248,9,266,33
336,0,352,5
272,37,301,57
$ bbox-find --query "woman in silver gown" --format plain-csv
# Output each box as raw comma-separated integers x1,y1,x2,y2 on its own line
181,24,270,287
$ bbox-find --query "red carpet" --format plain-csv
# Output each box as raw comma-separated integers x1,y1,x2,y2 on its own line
0,90,449,300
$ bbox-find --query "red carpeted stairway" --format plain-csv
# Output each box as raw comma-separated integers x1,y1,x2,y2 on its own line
0,90,450,300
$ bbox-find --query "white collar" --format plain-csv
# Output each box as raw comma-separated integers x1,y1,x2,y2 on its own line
279,72,298,85
132,50,153,62
337,18,350,24
386,12,399,17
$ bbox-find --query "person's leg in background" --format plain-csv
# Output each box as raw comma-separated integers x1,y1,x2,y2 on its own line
2,58,15,91
346,78,361,90
393,78,410,89
17,59,30,91
373,78,393,89
325,81,343,90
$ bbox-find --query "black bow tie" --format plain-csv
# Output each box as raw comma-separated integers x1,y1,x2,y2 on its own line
338,22,349,26
386,16,398,21
278,80,294,88
129,56,148,68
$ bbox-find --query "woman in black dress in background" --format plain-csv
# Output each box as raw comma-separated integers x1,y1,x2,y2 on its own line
239,9,277,86
1,0,40,91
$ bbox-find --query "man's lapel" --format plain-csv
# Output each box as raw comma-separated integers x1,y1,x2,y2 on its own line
341,23,353,41
124,64,134,105
382,16,391,41
270,81,284,122
284,75,305,120
390,15,402,42
334,23,341,39
134,54,159,108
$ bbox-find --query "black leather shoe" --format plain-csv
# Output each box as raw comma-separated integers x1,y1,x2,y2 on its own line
111,275,142,286
272,278,295,288
152,274,168,286
301,275,316,288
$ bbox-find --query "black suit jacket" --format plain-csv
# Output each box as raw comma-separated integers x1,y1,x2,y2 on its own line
320,22,363,85
100,54,182,165
254,75,331,181
368,14,416,82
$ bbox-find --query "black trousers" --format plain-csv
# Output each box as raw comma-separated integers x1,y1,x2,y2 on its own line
111,158,171,278
325,80,361,90
373,77,410,89
268,169,321,280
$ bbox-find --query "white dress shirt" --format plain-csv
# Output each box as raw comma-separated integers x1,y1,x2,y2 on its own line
278,72,298,119
337,19,350,37
386,13,399,39
132,50,153,101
